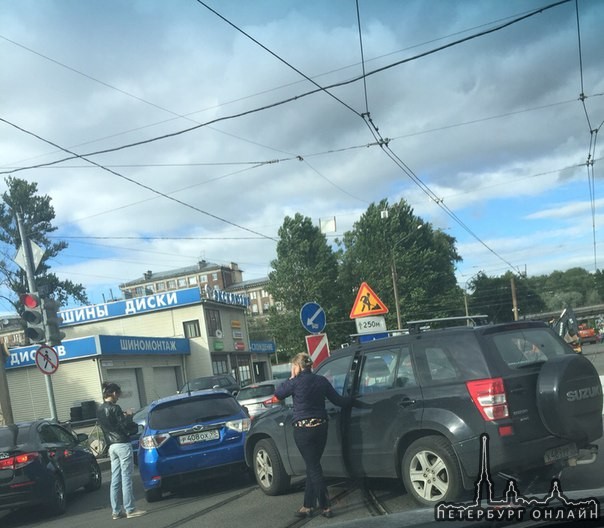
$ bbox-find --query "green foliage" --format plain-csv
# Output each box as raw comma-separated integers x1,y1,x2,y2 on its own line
267,213,350,353
338,199,463,327
0,177,88,311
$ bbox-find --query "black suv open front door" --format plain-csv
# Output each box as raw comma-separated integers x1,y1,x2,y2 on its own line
347,344,424,478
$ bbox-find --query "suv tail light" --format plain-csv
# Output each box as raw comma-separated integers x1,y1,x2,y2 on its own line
466,377,509,421
0,452,40,470
140,434,170,449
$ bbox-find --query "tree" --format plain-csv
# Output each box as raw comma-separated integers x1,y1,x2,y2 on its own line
338,199,464,328
267,213,350,360
0,177,88,312
468,271,546,323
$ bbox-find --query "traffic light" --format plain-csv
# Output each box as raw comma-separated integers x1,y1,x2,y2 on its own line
19,293,46,343
43,297,65,347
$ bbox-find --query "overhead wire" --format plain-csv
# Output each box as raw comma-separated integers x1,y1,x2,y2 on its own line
574,0,602,272
0,117,278,242
0,0,572,176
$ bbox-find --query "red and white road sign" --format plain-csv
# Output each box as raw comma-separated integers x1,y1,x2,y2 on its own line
35,345,59,375
305,333,330,368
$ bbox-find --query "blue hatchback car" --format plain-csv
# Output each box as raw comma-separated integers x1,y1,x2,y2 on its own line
138,389,250,502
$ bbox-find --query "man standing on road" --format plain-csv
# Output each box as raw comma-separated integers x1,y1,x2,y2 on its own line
97,381,146,520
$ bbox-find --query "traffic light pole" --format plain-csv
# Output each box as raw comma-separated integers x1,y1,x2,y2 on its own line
16,213,58,422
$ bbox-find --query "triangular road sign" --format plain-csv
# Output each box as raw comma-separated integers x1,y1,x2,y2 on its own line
350,282,389,319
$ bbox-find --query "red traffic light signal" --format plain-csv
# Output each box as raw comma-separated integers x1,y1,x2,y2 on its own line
19,293,46,343
20,293,41,310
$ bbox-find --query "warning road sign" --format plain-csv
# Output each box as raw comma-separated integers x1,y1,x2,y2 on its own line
305,333,330,368
35,345,59,375
349,282,389,319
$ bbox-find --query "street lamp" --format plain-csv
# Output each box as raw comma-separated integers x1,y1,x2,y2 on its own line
391,224,423,330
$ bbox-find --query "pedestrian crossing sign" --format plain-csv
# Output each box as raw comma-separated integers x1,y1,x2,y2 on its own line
349,282,389,319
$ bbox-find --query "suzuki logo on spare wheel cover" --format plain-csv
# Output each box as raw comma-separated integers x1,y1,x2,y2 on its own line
300,302,326,334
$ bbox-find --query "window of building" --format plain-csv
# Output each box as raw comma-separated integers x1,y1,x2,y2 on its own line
212,358,229,374
212,272,218,281
263,302,270,311
250,291,257,300
199,274,207,283
156,282,165,291
178,278,187,288
167,280,176,289
135,286,144,296
183,320,201,338
188,276,197,285
252,304,259,314
206,308,222,337
261,290,268,298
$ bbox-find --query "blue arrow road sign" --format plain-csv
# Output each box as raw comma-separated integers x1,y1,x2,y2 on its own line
300,302,326,334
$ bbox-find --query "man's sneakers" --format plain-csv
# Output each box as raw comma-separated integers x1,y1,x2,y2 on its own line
112,511,126,520
126,509,147,519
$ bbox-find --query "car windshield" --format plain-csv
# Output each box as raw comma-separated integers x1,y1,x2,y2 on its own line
0,424,29,449
148,395,241,429
237,385,276,400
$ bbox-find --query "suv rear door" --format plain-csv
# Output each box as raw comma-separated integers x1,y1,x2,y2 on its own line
348,343,424,478
481,324,602,446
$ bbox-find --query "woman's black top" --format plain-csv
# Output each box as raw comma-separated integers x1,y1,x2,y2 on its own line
274,369,349,422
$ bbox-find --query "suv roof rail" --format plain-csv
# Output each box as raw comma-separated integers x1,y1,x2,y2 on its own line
407,315,489,334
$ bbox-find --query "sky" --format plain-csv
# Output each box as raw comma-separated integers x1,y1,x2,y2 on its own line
1,0,603,312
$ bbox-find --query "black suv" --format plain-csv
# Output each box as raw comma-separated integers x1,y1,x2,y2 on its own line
245,319,602,505
178,374,240,395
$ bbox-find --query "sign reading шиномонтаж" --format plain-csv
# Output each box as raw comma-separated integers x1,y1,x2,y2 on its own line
4,335,190,369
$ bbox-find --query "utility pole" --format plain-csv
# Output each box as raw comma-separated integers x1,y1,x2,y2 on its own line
391,258,402,330
16,212,58,421
511,275,519,321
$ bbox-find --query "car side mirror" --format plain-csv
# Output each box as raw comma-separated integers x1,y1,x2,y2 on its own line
77,433,88,444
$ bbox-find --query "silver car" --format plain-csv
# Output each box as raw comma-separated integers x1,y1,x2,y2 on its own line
236,379,285,419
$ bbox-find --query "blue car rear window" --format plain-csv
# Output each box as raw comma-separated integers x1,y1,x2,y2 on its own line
148,395,242,429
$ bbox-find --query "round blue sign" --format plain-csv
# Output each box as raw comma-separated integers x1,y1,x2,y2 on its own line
300,302,326,334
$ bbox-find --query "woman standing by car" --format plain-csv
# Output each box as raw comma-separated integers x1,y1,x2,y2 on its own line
274,352,349,519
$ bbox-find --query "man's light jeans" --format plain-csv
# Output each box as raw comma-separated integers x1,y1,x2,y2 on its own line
109,442,135,514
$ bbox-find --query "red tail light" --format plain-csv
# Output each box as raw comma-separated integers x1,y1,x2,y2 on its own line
0,452,40,470
466,378,509,421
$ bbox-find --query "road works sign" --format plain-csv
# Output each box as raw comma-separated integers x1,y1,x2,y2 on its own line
305,333,330,367
349,282,389,319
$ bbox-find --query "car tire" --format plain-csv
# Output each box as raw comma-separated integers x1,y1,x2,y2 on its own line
84,460,102,492
253,439,291,496
48,475,67,515
402,436,463,506
145,488,163,503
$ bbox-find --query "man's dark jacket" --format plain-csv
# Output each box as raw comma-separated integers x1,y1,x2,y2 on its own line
97,401,134,445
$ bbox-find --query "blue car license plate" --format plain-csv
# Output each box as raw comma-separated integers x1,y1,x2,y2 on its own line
178,430,220,445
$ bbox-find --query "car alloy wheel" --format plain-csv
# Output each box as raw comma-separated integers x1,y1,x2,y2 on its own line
48,476,67,515
84,461,102,491
253,439,290,495
402,436,462,506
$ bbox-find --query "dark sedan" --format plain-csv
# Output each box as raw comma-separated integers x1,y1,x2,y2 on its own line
0,420,102,515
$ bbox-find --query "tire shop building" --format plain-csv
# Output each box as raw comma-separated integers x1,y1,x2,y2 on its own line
2,285,273,423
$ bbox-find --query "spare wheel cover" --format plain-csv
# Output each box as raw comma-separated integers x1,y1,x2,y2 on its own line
537,354,603,442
